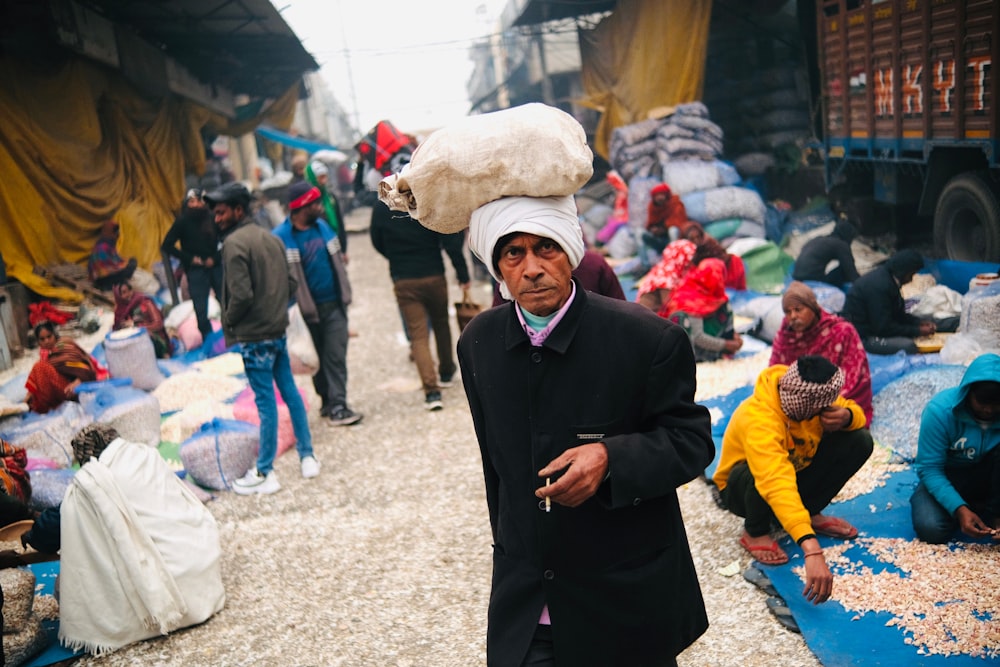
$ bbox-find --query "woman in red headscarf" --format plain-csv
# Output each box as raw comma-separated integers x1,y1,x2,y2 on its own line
113,282,172,358
685,222,747,291
661,258,743,362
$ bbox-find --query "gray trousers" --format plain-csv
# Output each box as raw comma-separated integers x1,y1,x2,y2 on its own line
307,301,349,410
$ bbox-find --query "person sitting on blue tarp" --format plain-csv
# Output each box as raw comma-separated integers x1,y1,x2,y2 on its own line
841,249,952,355
911,353,1000,544
791,219,860,289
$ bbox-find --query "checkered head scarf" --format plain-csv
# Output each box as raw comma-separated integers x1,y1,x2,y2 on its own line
71,423,120,465
777,355,845,421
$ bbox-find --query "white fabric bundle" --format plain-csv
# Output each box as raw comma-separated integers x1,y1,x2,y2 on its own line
59,437,225,655
379,103,593,233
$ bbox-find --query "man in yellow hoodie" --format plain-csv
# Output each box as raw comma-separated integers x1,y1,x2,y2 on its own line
714,355,873,604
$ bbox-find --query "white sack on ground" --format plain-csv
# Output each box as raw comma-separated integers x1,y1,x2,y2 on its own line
59,437,225,655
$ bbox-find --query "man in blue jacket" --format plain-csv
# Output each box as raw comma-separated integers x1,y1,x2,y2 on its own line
911,353,1000,543
274,182,361,427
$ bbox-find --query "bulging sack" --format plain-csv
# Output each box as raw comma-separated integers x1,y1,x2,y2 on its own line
379,103,594,233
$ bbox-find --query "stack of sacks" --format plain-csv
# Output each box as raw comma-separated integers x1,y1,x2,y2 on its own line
654,102,724,165
681,186,767,241
739,69,813,152
609,103,726,185
608,118,662,182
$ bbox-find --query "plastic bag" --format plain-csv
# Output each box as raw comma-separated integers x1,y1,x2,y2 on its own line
286,304,319,376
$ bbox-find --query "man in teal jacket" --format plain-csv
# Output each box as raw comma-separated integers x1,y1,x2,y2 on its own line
912,353,1000,543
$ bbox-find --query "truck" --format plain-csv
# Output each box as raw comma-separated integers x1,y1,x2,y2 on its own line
815,0,998,262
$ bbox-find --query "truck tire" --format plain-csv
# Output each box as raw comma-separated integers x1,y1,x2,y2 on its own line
933,172,1000,261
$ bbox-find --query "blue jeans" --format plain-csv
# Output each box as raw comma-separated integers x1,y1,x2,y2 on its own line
240,338,313,475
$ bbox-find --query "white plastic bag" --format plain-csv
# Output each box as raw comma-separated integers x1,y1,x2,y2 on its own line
286,304,319,376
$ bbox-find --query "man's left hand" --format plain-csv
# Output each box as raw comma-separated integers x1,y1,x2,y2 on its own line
536,443,609,508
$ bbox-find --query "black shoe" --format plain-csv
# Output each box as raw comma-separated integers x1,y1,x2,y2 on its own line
319,404,332,418
438,373,455,388
328,407,363,426
424,391,443,411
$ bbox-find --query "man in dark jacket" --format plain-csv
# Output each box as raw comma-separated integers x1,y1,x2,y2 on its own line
206,182,318,493
370,200,469,411
161,189,223,340
457,194,713,667
792,219,861,289
841,249,936,355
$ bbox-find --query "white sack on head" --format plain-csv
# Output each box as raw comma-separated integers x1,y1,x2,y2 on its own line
378,103,593,233
468,195,584,301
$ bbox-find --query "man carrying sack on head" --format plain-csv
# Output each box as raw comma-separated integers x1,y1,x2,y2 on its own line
369,198,470,411
379,103,714,667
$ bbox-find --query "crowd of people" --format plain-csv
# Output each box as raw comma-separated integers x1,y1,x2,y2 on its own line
3,114,999,666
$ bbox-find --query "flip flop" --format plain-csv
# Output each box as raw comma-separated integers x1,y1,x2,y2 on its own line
811,515,858,539
739,534,789,566
766,596,801,633
743,565,778,596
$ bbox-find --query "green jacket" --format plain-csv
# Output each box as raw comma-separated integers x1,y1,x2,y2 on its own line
220,218,297,344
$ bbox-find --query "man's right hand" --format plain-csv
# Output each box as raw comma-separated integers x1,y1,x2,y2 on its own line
918,321,936,336
955,505,995,539
800,537,833,604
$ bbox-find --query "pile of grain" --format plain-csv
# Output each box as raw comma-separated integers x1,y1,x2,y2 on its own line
797,538,1000,658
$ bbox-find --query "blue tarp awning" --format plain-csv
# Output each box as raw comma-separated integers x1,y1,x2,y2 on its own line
255,125,338,154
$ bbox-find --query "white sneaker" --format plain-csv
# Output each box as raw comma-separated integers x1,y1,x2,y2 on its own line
232,468,281,495
300,456,321,479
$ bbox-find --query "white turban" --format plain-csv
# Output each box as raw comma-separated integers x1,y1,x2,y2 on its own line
469,195,585,301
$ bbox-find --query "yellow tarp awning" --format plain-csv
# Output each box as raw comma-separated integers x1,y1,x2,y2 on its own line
578,0,714,159
0,54,298,302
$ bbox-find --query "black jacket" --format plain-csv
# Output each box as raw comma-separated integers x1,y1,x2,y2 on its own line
369,201,469,283
792,236,860,284
841,264,922,338
458,286,712,667
161,208,221,269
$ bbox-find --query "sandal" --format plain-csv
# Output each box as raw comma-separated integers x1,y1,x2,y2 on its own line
743,565,778,596
766,596,801,633
811,515,858,540
739,534,789,566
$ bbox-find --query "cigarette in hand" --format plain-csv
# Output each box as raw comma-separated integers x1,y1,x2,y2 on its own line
545,477,551,513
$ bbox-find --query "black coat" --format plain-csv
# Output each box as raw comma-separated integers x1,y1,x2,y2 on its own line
841,264,922,339
458,285,713,667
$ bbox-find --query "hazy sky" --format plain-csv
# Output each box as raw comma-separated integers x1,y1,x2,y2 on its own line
278,0,508,135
